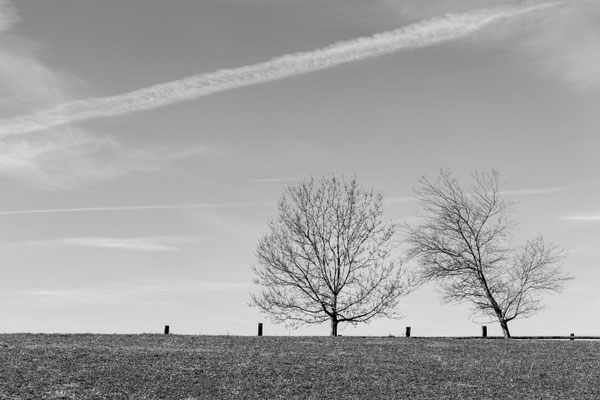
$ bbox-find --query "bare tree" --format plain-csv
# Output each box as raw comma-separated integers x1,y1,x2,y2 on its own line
250,174,412,336
404,169,571,339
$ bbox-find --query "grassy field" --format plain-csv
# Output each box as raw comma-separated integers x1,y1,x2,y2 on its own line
1,334,599,399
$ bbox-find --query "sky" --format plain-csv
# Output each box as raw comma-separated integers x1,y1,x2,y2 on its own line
1,0,599,337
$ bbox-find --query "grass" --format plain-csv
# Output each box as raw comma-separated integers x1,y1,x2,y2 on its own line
1,334,599,399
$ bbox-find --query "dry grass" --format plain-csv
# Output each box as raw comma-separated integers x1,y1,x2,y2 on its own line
1,334,599,399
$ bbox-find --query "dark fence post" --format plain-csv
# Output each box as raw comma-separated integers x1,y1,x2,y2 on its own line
258,323,263,336
570,333,575,341
164,325,169,335
482,326,487,338
405,326,411,338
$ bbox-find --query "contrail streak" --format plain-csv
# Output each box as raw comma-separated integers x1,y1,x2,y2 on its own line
561,215,600,221
0,202,275,216
568,242,600,254
0,3,557,137
0,183,565,216
498,187,567,196
252,178,300,183
386,186,567,204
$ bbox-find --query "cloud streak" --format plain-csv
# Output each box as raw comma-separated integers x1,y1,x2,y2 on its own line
386,186,567,204
0,2,557,137
252,177,300,183
568,241,600,254
0,128,210,190
11,236,203,252
0,1,71,115
20,280,251,304
560,213,600,222
0,186,564,215
0,0,18,32
498,187,568,196
386,196,418,204
0,202,275,216
0,1,156,190
515,0,600,89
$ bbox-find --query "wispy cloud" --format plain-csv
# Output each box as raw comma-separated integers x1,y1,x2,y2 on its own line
11,236,203,252
386,186,567,204
378,0,600,89
22,289,107,303
0,127,208,189
0,1,71,115
568,241,600,253
28,289,91,297
1,187,562,215
386,196,418,204
498,187,568,196
252,177,300,183
521,0,600,89
0,3,558,137
0,2,192,189
0,52,70,114
381,0,502,21
0,0,18,32
0,201,275,216
21,280,251,303
560,213,600,222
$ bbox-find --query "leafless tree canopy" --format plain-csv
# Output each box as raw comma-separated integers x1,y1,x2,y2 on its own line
404,169,571,338
251,174,412,336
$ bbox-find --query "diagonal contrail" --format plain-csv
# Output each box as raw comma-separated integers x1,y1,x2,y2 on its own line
0,3,558,137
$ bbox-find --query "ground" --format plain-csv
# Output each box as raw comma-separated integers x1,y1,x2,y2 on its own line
1,334,599,399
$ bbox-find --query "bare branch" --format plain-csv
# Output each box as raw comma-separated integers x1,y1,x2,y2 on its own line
250,174,414,336
404,169,572,338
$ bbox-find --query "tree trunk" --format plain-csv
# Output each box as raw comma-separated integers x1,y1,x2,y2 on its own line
330,317,338,337
500,319,511,339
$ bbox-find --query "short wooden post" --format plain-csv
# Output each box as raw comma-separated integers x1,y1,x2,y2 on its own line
405,326,411,338
570,333,575,341
164,325,169,335
258,323,263,336
482,326,487,338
